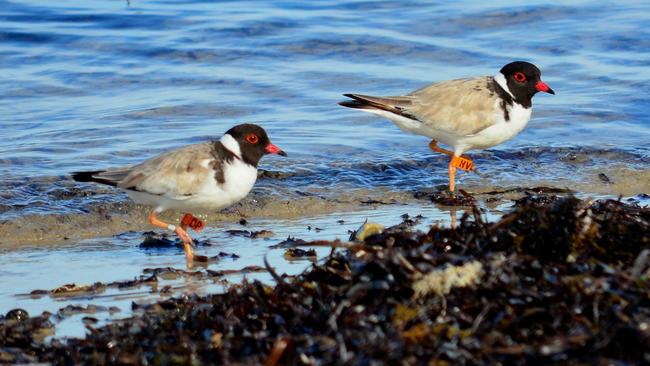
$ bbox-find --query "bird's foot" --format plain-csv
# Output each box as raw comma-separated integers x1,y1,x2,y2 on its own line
148,210,206,264
174,226,193,243
174,226,198,262
471,167,486,178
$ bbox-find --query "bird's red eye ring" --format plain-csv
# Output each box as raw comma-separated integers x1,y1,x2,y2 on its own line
514,72,526,82
246,134,259,144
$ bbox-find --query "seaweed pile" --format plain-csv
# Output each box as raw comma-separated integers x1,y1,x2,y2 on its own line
1,196,649,365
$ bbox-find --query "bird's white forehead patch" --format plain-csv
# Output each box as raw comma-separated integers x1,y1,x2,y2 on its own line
220,133,242,158
494,73,515,99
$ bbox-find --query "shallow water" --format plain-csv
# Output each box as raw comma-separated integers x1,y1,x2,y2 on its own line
1,0,649,338
2,201,483,338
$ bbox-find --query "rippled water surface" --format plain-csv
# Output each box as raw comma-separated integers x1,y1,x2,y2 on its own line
2,0,650,179
1,0,649,336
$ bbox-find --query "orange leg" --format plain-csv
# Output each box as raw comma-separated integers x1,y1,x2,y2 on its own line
449,154,478,192
431,139,479,172
450,207,458,229
179,217,187,231
148,210,194,261
428,140,455,157
431,140,480,191
448,161,457,192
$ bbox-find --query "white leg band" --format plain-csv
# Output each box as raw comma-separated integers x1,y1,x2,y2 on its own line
167,224,176,231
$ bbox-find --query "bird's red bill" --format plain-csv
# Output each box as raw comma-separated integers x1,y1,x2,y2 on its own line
535,81,554,94
265,143,286,156
181,213,205,232
451,156,474,172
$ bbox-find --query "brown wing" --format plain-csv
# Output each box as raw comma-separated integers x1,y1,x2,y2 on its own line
407,77,499,135
340,77,500,136
114,142,215,198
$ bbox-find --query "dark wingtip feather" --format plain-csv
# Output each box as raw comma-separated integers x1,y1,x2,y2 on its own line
71,170,117,187
339,94,378,110
71,171,100,182
338,100,369,109
339,94,420,122
341,93,370,103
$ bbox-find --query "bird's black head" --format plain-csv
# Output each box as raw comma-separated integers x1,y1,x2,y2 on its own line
225,123,286,167
499,61,554,107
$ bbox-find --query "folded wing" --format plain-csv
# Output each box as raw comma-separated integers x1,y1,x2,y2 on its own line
73,143,216,200
340,77,500,136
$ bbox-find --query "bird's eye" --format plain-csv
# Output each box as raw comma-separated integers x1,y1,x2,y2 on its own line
246,134,259,144
514,72,526,82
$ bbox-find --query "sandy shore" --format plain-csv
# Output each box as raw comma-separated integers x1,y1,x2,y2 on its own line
2,165,649,250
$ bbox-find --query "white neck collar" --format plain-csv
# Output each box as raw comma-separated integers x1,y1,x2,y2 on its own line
219,133,242,158
494,72,515,99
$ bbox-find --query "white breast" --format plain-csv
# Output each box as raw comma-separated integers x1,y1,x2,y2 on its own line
220,159,258,204
454,100,532,154
182,158,257,212
189,134,258,211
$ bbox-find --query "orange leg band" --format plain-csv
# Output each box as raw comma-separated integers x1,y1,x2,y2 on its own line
180,213,205,232
450,155,474,172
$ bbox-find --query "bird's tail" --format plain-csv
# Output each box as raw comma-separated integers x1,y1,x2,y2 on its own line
71,170,118,187
338,93,418,120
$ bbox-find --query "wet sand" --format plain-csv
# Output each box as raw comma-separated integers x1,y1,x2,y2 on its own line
2,155,649,249
0,187,417,249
